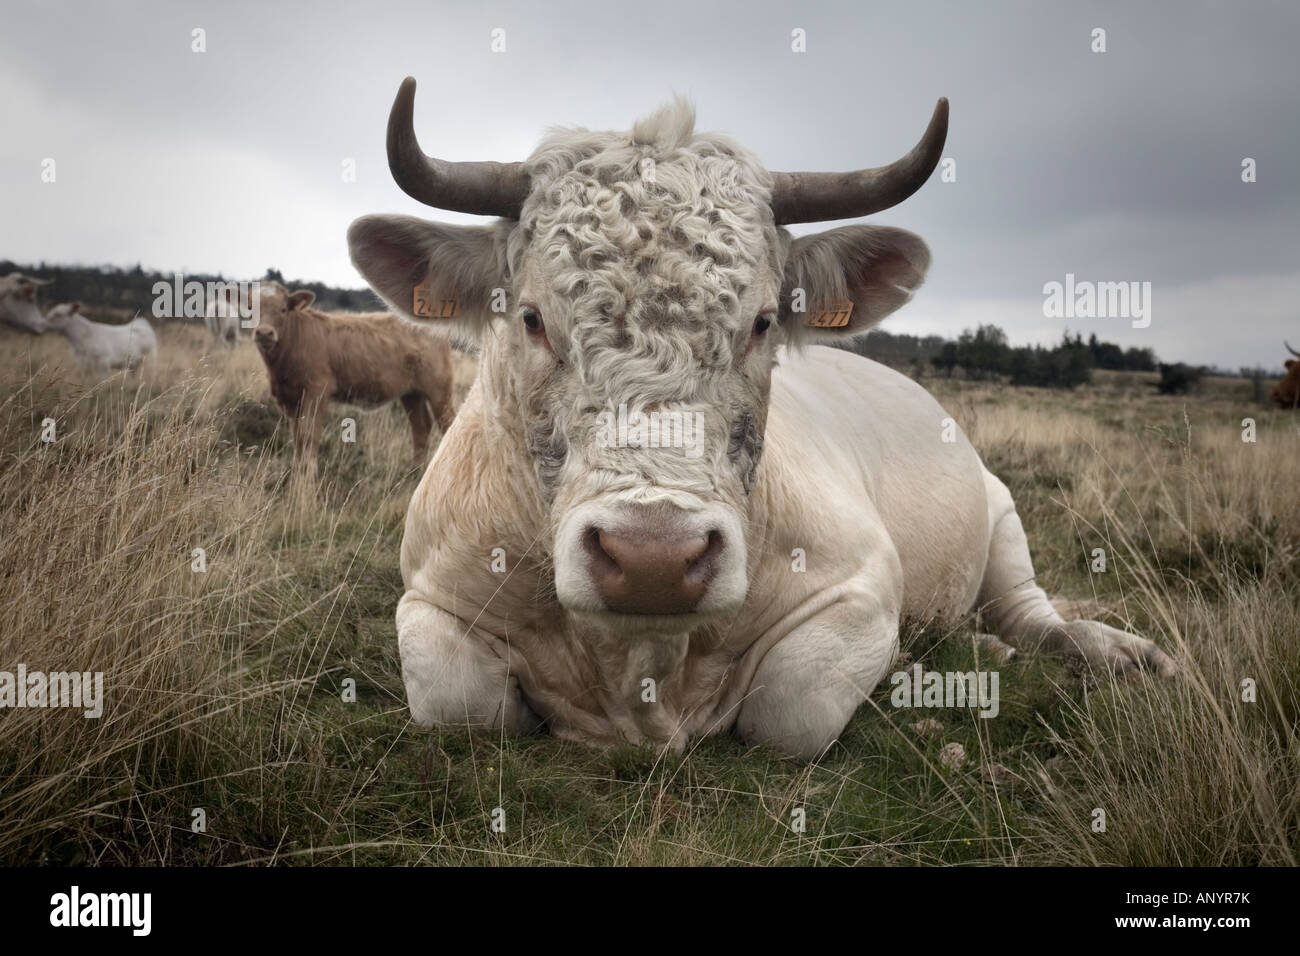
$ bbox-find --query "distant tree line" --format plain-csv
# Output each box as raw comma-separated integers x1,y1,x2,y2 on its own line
1,261,1236,396
0,261,382,316
839,325,1164,390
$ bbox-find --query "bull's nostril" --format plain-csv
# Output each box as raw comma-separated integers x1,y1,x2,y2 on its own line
684,530,723,585
679,534,709,567
583,527,620,576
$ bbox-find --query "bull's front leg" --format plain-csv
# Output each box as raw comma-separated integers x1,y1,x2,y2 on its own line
735,586,901,760
396,592,542,733
978,471,1176,677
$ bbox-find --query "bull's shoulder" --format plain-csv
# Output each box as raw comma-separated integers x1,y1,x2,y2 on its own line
401,384,549,622
765,346,990,619
770,346,979,473
773,346,951,425
764,345,986,522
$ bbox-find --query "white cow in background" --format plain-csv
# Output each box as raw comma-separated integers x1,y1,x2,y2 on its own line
204,285,245,347
44,303,157,374
0,272,54,334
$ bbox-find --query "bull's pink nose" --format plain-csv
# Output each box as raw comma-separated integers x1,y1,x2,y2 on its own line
584,527,721,614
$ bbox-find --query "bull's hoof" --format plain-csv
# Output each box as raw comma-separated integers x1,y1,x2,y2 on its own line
1057,620,1178,679
974,631,1017,663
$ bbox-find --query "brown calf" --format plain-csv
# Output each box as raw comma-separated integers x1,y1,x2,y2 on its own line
1270,342,1300,409
251,282,456,469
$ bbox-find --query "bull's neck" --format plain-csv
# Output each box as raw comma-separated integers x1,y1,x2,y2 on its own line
476,326,524,414
585,624,692,684
473,329,554,494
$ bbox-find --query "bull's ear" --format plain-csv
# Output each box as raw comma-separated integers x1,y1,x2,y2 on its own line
347,214,509,340
778,225,930,342
288,290,315,311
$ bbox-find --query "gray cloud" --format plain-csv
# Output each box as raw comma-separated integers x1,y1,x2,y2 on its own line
1,0,1296,367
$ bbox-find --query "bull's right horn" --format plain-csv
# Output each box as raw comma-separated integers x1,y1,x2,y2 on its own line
386,77,530,219
1287,341,1299,357
769,97,949,225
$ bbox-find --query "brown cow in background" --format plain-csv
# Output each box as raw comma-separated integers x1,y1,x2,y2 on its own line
251,281,456,471
1271,342,1300,409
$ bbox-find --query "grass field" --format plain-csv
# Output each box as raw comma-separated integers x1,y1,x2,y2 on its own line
1,319,1297,866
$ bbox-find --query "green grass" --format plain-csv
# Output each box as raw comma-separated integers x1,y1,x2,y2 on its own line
1,326,1296,866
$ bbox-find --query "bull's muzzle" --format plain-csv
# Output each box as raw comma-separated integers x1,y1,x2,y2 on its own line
583,525,723,615
554,499,748,623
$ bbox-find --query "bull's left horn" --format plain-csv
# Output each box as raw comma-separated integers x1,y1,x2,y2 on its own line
1287,341,1300,357
386,76,530,219
770,97,949,225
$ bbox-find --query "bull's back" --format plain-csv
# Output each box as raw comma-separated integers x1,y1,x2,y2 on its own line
766,346,990,620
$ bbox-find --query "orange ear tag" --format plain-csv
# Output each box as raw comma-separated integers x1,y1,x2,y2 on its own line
412,277,435,317
805,301,854,328
413,277,459,319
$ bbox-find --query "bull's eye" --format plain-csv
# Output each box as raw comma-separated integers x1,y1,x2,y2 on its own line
753,314,772,336
521,306,557,358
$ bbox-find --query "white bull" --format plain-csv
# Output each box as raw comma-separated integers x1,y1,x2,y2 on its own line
349,81,1175,758
45,303,157,374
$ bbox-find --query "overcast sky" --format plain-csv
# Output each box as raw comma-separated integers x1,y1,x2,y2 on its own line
2,0,1296,368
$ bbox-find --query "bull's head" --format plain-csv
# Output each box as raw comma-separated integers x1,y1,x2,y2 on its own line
350,79,946,634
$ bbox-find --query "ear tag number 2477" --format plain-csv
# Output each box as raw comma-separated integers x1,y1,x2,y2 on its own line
413,277,459,319
805,301,854,328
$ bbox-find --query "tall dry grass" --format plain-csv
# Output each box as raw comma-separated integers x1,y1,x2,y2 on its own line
0,329,1295,865
0,324,448,863
930,379,1300,865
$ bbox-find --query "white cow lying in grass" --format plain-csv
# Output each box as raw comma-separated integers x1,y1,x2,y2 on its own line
0,272,53,334
350,81,1177,759
44,303,157,374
